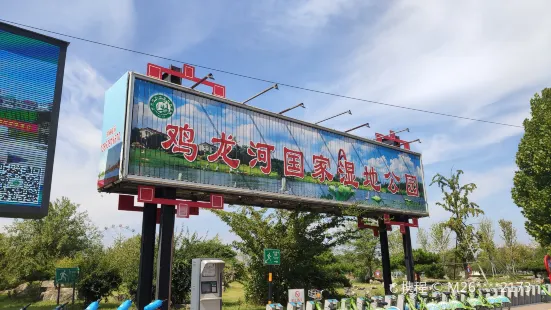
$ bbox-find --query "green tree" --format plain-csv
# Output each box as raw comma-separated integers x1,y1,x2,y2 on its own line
3,197,101,282
388,230,403,256
170,230,239,305
106,235,142,299
477,218,497,276
390,249,443,278
512,88,551,246
0,233,10,290
429,222,451,260
341,223,380,281
417,227,430,252
76,249,122,304
431,170,484,276
215,207,352,304
516,243,548,276
499,219,518,274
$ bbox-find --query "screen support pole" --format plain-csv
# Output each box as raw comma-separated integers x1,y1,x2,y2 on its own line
402,217,415,283
156,187,176,310
137,202,157,309
378,219,392,295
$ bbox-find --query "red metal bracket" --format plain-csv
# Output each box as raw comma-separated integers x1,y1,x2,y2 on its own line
357,217,391,237
147,63,226,98
117,187,223,224
118,194,200,224
383,214,418,234
375,131,410,150
137,186,224,209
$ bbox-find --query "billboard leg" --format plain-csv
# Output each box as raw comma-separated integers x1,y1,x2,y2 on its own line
378,219,392,295
137,203,157,309
402,222,415,283
156,188,176,310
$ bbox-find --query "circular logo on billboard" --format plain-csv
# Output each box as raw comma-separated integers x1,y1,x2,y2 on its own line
149,94,174,119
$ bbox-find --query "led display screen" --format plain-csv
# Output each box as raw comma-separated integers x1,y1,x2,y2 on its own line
0,22,68,218
99,73,428,216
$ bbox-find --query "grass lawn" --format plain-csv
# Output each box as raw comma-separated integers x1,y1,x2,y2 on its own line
0,293,121,310
223,282,264,310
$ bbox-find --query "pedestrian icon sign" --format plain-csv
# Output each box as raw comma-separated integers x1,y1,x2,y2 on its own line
55,267,79,285
264,249,280,265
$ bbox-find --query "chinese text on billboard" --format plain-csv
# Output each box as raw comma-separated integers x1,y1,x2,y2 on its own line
99,74,427,215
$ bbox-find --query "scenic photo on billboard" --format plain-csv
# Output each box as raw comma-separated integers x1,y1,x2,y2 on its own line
98,73,428,216
0,22,68,218
98,73,128,189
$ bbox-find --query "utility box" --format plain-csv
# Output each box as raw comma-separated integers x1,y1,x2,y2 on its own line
191,258,225,310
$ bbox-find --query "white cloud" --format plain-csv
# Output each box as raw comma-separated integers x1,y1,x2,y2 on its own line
292,1,550,165
260,0,372,44
389,153,422,180
462,165,517,203
2,0,136,45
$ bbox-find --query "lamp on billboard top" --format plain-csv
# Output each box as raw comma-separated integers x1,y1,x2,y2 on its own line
0,22,68,219
98,73,428,216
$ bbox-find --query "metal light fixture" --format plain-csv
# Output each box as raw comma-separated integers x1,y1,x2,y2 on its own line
242,84,278,105
345,122,370,133
315,110,352,125
401,139,421,145
190,73,214,89
279,103,305,114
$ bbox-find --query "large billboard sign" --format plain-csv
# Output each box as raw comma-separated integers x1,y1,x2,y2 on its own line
99,73,428,216
0,22,68,219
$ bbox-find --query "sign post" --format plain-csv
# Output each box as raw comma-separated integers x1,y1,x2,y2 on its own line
55,267,79,305
264,249,280,303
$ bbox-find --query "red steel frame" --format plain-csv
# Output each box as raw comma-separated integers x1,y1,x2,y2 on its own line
375,130,411,150
383,214,418,234
357,214,418,236
147,63,226,98
118,186,224,224
357,217,391,237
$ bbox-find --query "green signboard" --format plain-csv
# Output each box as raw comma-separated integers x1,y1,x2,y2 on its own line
55,267,79,285
264,249,281,265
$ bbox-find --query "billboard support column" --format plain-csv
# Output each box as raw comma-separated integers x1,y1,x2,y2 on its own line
378,219,392,295
156,187,176,310
402,220,415,283
137,203,157,309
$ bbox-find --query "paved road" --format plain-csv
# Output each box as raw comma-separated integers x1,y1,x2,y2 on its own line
515,303,551,310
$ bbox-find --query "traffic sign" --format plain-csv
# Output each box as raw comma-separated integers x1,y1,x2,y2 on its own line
264,249,280,265
55,267,79,285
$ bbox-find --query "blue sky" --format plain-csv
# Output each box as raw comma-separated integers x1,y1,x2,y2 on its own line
1,1,550,246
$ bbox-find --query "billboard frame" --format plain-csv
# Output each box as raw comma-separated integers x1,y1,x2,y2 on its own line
104,72,429,217
0,21,69,219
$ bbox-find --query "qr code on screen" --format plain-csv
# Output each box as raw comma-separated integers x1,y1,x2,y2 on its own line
0,164,42,204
